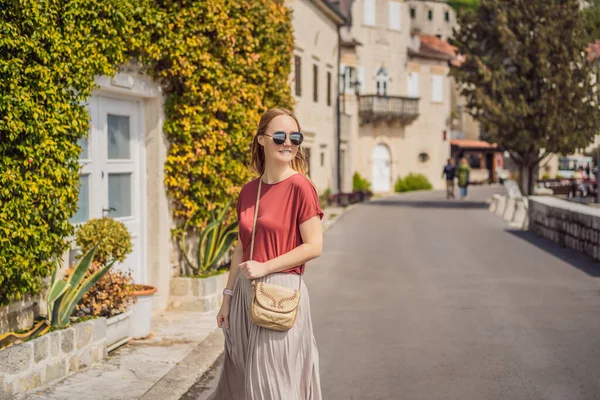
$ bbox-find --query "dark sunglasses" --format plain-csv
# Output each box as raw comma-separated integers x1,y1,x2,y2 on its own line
263,131,304,146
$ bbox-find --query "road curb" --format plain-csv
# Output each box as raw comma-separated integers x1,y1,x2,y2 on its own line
323,202,361,231
140,329,224,400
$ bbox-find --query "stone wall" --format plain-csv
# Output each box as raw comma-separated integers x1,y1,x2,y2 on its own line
169,273,228,312
0,296,39,336
528,196,600,260
0,318,106,397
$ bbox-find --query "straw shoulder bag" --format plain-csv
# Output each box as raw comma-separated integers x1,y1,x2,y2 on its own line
248,178,302,332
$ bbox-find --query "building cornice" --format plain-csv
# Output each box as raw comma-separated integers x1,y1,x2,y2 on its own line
313,0,346,26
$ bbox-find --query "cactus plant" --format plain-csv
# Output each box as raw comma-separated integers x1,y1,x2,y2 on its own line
180,201,238,276
48,246,115,328
0,246,114,349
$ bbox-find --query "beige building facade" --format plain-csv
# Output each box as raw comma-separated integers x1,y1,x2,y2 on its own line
333,0,453,191
286,0,345,194
406,0,455,40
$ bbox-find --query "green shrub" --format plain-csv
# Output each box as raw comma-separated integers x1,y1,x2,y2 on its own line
353,172,371,192
394,173,433,193
0,1,147,305
541,173,551,180
319,188,331,209
75,217,133,265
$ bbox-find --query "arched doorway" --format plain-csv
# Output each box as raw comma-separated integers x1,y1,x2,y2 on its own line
372,144,391,192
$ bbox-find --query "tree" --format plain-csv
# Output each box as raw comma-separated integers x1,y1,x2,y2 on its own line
582,0,600,43
448,0,480,13
450,0,600,195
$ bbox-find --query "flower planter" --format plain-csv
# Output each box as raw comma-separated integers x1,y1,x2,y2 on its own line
169,272,229,312
105,309,132,352
130,285,157,339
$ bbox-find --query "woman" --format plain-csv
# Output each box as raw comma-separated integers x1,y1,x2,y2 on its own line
208,108,324,400
457,158,471,200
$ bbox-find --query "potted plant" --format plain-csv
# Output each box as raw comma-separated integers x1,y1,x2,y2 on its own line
0,246,113,349
129,283,157,339
169,202,236,312
73,217,137,351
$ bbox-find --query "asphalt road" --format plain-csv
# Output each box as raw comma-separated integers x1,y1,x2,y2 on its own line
188,186,600,400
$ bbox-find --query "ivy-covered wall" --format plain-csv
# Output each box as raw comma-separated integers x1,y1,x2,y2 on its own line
142,0,294,232
0,0,147,305
0,0,295,304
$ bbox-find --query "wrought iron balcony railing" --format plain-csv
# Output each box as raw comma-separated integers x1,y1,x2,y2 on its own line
358,95,419,125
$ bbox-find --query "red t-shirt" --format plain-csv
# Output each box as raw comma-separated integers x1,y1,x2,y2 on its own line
236,173,324,275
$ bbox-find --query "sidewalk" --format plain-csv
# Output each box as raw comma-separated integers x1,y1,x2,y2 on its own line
16,310,221,400
14,202,359,400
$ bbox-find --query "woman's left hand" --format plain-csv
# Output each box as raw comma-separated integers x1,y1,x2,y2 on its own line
239,260,269,280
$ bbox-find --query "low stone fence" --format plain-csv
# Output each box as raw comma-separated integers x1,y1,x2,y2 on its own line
1,318,106,397
528,196,600,260
0,294,45,336
489,194,529,229
169,272,229,312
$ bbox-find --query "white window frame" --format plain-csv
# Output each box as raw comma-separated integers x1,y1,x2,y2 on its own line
364,0,376,27
376,67,389,96
345,66,356,93
388,1,401,31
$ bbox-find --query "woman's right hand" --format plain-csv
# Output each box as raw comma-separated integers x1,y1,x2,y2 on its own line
217,298,231,329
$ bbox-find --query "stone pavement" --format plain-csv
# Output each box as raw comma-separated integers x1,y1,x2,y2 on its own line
15,310,218,400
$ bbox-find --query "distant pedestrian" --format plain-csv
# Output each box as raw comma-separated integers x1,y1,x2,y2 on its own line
571,166,587,197
209,108,324,400
457,158,471,200
442,158,456,199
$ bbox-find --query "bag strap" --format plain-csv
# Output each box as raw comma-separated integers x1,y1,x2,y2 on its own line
250,176,302,292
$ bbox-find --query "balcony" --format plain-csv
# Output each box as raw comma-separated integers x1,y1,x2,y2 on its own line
358,95,419,125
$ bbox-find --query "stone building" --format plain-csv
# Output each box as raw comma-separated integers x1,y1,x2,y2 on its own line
286,0,346,193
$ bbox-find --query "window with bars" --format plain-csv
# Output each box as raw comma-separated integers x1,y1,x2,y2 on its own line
428,9,433,20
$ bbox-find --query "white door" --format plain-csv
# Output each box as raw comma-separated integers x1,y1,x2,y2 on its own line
372,144,391,193
72,95,146,283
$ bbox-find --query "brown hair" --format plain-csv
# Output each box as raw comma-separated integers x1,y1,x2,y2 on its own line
250,108,308,176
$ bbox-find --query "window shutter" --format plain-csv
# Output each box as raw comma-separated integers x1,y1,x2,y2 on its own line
346,66,355,93
294,55,302,97
432,75,443,102
327,71,332,106
388,1,401,31
313,64,319,103
358,66,365,94
364,0,376,26
407,72,419,97
339,63,346,94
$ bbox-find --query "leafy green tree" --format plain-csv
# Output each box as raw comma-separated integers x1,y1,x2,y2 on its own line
450,0,600,194
582,0,600,43
448,0,480,13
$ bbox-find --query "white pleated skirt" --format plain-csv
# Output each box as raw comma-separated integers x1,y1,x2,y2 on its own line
207,272,322,400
